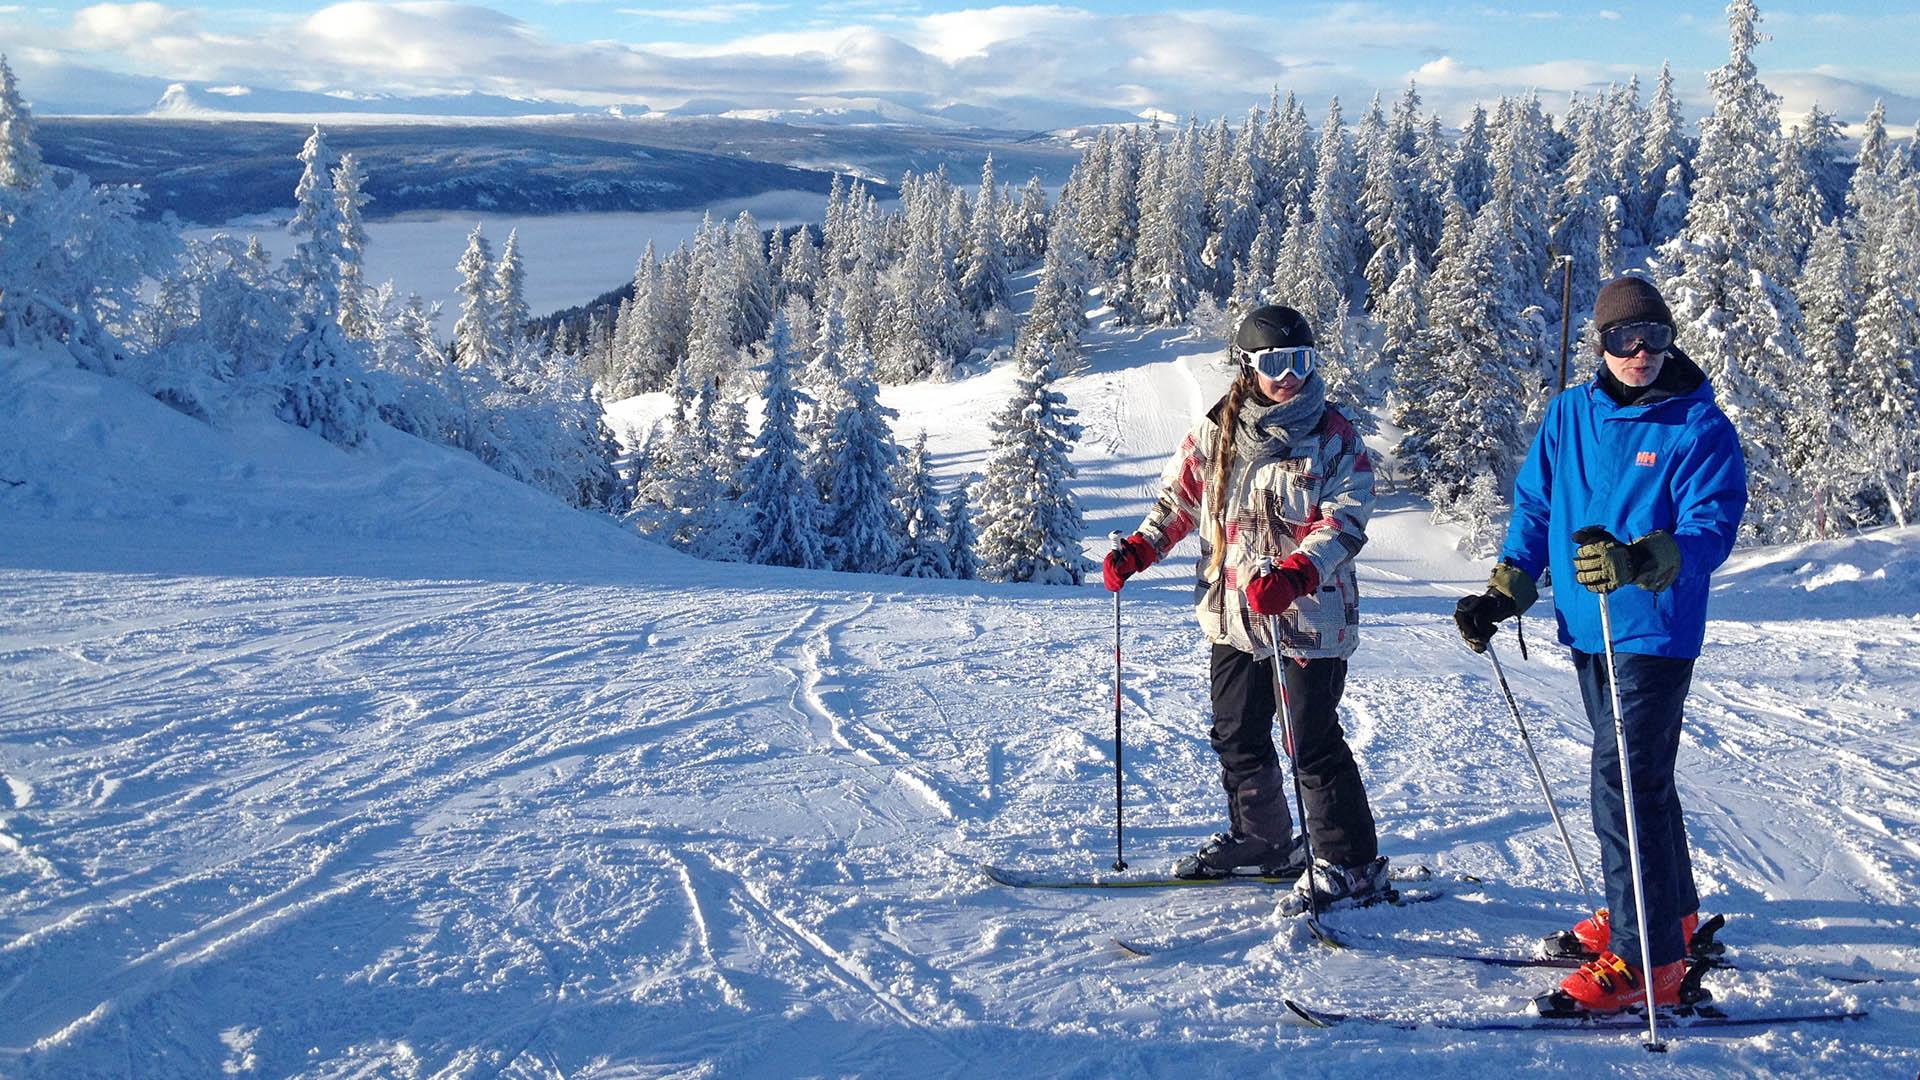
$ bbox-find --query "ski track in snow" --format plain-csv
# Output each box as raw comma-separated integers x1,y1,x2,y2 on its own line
4,319,1919,1076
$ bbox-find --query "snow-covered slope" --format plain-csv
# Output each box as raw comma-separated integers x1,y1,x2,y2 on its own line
3,329,1918,1077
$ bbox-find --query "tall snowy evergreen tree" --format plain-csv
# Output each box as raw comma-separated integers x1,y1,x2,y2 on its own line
491,228,530,346
1015,204,1091,370
1399,201,1529,515
288,126,346,320
739,314,829,568
1133,124,1207,326
451,225,501,369
943,481,980,580
331,152,373,339
972,344,1087,585
959,154,1012,325
0,57,162,370
893,431,953,578
821,349,904,573
1658,0,1802,541
0,55,44,190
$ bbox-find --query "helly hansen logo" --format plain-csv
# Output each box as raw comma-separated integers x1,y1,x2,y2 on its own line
1636,451,1658,467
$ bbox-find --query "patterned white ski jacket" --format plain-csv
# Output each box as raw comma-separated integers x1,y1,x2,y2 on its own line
1134,396,1375,660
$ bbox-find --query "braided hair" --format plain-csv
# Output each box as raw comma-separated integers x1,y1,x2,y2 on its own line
1206,366,1260,579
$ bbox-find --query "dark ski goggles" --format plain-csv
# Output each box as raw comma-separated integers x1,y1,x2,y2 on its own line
1238,345,1319,381
1601,321,1674,357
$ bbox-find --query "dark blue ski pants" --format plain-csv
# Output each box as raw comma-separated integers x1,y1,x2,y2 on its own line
1573,648,1701,968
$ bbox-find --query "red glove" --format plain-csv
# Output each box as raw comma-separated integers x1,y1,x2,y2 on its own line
1103,534,1158,592
1245,553,1320,615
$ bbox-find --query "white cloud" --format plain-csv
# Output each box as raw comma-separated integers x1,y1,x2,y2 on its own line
618,3,784,24
71,2,197,50
1599,10,1621,20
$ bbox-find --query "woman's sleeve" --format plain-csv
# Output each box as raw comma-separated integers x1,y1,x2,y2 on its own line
1136,418,1213,558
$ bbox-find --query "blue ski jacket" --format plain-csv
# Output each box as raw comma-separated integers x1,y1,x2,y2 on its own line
1501,349,1748,659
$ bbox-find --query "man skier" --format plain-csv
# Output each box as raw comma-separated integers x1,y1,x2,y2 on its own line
1454,276,1747,1014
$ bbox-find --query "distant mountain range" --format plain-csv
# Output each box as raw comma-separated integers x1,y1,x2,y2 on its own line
36,116,1085,226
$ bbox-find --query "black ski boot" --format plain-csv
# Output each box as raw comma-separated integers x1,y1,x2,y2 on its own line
1172,763,1304,879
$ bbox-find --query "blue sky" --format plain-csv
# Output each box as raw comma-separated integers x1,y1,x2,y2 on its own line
6,1,1917,126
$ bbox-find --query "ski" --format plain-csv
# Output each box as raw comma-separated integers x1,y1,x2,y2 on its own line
982,862,1438,891
982,864,1302,889
1282,996,1868,1035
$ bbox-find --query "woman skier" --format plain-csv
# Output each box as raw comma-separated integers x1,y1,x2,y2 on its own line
1102,304,1390,915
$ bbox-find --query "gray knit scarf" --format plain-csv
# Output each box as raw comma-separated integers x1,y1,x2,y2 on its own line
1235,371,1326,456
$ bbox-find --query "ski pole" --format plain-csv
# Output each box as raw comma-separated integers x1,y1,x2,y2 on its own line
1486,641,1594,899
1597,589,1665,1052
1109,530,1128,872
1260,557,1324,938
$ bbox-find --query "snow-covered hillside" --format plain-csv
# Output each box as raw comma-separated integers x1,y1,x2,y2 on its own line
3,327,1918,1077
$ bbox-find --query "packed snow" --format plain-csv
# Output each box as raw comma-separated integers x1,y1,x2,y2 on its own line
3,307,1917,1077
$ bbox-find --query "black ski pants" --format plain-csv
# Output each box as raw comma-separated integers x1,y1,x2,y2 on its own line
1209,645,1378,867
1574,648,1700,968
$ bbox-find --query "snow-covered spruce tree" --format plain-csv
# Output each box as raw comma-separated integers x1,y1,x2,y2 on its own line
0,75,165,373
1643,62,1692,247
739,314,829,568
1260,90,1316,217
1227,210,1280,327
943,481,980,580
1361,89,1420,309
0,55,43,190
491,228,530,346
1399,202,1528,513
1308,98,1361,294
1788,222,1860,534
451,224,501,369
685,214,740,389
958,154,1012,328
331,152,374,339
1450,105,1495,217
1657,0,1801,542
138,233,297,419
1602,78,1648,248
1008,175,1051,270
1378,252,1430,412
276,318,373,448
1846,101,1900,285
893,431,953,578
1133,124,1207,326
288,126,346,320
1488,95,1555,321
877,229,967,383
731,211,776,348
1846,220,1920,527
1550,96,1611,317
972,343,1087,585
1015,204,1092,371
821,347,904,573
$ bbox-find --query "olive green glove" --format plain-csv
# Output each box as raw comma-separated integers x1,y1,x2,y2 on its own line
1571,527,1682,594
1453,562,1539,653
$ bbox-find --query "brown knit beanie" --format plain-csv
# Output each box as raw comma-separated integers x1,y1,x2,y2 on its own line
1594,276,1673,331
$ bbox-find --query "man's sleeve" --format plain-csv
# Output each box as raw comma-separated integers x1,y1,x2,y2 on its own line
1501,400,1558,580
1667,411,1748,583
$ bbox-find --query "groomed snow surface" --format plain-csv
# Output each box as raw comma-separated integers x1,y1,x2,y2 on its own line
4,310,1919,1077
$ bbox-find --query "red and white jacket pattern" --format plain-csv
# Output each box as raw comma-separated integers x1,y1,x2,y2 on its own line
1135,398,1375,661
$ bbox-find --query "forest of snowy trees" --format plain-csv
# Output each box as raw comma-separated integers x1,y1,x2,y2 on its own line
3,0,1917,578
601,0,1918,562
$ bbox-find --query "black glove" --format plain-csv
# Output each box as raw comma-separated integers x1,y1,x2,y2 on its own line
1572,526,1681,594
1453,562,1539,653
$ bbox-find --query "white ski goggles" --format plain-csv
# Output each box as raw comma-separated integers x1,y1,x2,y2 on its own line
1237,345,1319,381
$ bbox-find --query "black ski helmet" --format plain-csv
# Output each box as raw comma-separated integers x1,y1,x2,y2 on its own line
1233,304,1315,355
